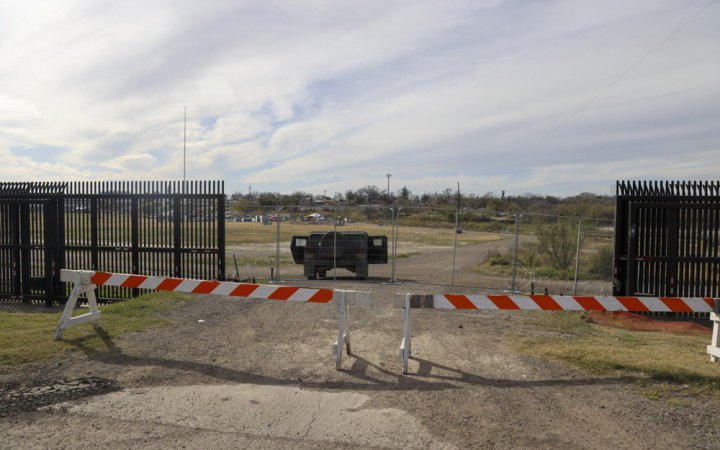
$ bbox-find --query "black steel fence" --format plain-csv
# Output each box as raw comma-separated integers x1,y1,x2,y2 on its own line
0,181,225,305
614,180,720,298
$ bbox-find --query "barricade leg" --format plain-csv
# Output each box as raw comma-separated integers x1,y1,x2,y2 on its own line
54,271,100,340
399,293,411,374
343,297,351,356
334,290,349,370
708,302,719,363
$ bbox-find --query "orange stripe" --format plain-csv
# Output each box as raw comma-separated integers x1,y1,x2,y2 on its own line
229,284,259,298
308,289,333,303
156,278,183,291
267,287,299,301
193,280,221,294
121,275,148,289
487,295,519,310
445,295,477,309
530,295,562,310
574,296,606,311
659,297,692,313
704,298,715,309
616,297,649,312
91,272,112,286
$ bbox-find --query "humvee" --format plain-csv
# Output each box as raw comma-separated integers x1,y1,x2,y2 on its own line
290,231,388,280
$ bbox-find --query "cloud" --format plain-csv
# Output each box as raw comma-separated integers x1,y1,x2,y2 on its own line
0,0,718,196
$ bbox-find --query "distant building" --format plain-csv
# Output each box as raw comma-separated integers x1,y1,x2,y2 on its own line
312,195,332,206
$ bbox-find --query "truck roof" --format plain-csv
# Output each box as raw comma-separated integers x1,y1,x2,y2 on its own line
307,231,368,236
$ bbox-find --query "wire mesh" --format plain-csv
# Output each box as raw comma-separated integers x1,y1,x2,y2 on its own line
224,205,616,295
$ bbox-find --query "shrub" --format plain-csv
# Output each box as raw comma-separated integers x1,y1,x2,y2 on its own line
587,245,613,279
535,221,583,270
485,248,512,266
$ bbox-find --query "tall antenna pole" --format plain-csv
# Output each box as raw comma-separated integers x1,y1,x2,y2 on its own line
183,106,187,181
386,173,391,202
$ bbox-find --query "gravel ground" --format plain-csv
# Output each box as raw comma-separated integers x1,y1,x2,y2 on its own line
1,282,718,449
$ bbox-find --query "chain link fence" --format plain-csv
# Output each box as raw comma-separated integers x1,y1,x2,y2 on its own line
225,204,614,295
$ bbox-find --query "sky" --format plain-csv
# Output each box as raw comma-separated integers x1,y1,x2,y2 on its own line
0,0,718,197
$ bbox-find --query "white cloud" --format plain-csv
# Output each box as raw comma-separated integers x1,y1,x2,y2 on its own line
0,0,718,195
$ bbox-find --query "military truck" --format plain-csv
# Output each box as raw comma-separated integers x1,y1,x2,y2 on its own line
290,231,388,280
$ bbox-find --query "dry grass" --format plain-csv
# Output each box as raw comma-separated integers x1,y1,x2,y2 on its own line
0,292,188,365
511,312,720,390
226,221,503,247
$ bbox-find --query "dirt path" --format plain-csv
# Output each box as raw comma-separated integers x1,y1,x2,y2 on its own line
2,284,718,448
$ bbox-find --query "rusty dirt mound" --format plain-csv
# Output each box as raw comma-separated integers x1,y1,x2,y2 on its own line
587,311,713,335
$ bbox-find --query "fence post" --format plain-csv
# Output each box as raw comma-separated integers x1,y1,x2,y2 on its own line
451,208,459,286
394,207,401,279
573,218,582,295
217,183,226,281
130,197,139,298
386,206,401,284
392,207,398,281
511,212,520,292
274,206,282,283
173,196,182,277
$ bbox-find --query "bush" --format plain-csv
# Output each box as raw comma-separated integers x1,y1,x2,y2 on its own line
485,249,512,266
535,221,582,270
586,245,613,279
521,241,540,267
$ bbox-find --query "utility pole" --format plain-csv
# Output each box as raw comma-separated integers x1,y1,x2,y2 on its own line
386,173,392,202
183,106,187,181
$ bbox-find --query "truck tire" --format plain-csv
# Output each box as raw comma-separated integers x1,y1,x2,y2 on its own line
355,260,368,280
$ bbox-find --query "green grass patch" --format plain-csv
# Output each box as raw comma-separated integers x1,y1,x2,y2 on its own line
228,255,295,268
510,312,720,390
0,292,188,365
392,252,420,259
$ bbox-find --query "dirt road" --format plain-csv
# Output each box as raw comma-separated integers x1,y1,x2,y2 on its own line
234,232,612,296
1,283,718,448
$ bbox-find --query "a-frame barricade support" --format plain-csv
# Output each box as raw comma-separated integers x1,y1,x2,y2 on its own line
55,269,372,370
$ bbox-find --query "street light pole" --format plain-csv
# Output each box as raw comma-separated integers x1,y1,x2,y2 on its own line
386,173,391,202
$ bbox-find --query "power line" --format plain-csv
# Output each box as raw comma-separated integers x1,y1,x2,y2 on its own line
544,0,718,139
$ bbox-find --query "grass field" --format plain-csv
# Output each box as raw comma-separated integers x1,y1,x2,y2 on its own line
226,221,504,247
0,292,188,365
512,312,720,394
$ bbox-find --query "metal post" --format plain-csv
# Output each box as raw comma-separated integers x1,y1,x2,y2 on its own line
451,208,459,286
275,206,281,283
511,212,520,292
335,290,346,370
394,207,401,279
391,207,397,281
401,293,411,374
217,183,226,281
333,214,337,281
573,218,582,295
386,206,401,284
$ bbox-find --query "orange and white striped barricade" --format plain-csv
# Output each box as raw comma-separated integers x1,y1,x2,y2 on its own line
55,270,372,369
394,293,718,374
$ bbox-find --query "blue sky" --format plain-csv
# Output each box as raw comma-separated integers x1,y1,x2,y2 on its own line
0,0,718,196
